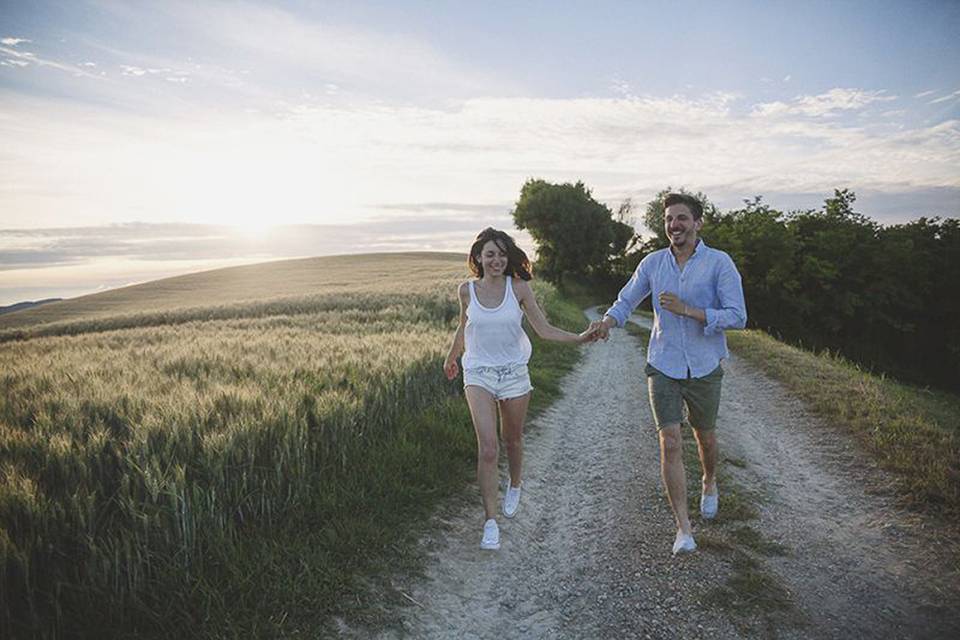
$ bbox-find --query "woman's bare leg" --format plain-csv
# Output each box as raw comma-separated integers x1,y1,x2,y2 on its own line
498,392,530,488
465,386,500,519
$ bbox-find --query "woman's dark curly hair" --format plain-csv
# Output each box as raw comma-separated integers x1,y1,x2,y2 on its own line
468,227,532,281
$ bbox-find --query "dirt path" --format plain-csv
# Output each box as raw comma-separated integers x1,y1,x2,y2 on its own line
367,311,960,639
719,345,960,638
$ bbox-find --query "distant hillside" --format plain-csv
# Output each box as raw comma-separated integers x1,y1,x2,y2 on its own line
0,252,466,334
0,298,62,316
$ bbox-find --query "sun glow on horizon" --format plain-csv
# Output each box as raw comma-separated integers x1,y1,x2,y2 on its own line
230,219,276,237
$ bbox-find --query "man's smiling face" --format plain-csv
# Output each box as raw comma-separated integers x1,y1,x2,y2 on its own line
664,203,702,250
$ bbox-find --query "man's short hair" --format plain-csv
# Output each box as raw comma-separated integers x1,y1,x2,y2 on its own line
663,193,704,221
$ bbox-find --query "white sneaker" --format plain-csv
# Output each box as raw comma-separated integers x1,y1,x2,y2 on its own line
672,531,697,555
503,483,522,518
480,518,500,550
700,491,719,520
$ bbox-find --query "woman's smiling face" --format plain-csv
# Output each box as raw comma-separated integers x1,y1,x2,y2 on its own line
479,240,508,276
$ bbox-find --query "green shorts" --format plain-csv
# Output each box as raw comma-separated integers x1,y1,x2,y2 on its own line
645,363,724,431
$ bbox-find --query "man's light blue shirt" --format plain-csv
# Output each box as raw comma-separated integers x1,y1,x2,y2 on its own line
604,240,747,379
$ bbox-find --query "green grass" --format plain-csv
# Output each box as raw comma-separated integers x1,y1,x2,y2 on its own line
553,282,595,311
524,284,589,415
678,414,799,634
1,316,460,638
186,397,479,638
728,526,789,556
728,330,960,516
703,550,800,638
674,422,795,632
0,253,587,639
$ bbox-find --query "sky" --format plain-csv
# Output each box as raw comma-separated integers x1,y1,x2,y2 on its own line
1,0,959,305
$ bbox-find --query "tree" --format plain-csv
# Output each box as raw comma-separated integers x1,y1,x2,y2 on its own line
706,197,801,336
871,216,960,386
784,190,881,347
511,179,635,285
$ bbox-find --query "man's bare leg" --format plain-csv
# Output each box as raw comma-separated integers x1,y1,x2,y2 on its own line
693,427,718,495
659,423,691,535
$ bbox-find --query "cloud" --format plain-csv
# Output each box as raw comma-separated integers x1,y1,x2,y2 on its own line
929,89,960,105
2,86,957,234
914,89,937,99
80,0,507,104
1,37,31,46
753,88,897,118
374,203,509,215
0,43,101,78
609,75,632,97
0,3,501,121
0,223,228,269
0,216,515,272
191,2,501,98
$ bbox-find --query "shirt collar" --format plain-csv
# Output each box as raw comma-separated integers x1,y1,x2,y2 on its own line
670,238,706,264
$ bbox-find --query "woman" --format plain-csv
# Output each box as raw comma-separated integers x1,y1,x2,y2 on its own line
444,228,598,550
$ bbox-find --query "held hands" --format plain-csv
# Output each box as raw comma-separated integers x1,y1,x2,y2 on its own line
578,319,610,344
595,318,612,341
577,322,600,344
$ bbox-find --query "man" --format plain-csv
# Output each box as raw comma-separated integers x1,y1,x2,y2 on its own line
593,193,747,555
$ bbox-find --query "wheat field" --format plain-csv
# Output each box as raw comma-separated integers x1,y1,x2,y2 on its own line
1,252,490,637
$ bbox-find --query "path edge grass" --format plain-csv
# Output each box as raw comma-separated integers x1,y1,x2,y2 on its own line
727,329,960,519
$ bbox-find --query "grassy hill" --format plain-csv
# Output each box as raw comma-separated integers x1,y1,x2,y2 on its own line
0,299,61,317
0,252,466,338
0,252,587,638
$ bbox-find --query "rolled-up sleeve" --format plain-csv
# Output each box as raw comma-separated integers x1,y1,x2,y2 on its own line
703,255,747,335
605,258,651,327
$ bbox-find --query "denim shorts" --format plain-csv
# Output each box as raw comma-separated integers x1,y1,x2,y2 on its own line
645,363,724,431
463,364,533,401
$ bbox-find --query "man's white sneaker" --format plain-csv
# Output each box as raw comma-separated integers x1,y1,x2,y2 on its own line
480,518,500,550
503,483,522,518
700,491,719,520
672,531,697,555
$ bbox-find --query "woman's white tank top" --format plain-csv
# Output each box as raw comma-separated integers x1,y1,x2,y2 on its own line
462,276,532,369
